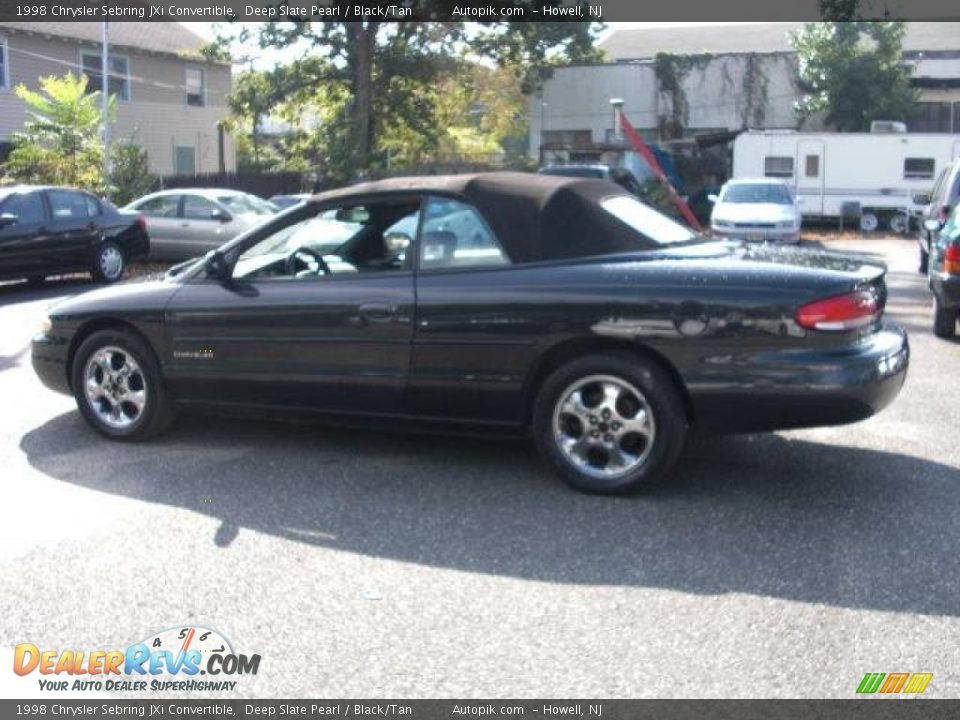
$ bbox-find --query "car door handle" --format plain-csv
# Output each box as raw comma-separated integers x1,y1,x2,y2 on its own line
358,303,398,322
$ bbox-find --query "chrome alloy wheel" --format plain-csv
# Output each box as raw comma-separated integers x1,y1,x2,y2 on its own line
552,374,656,480
83,346,147,430
98,245,124,280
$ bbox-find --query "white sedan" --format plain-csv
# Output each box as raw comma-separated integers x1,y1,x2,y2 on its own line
709,179,802,243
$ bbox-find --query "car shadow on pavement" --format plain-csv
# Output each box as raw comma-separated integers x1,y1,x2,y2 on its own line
0,277,94,306
20,410,960,618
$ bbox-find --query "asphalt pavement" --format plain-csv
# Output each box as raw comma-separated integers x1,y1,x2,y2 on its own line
1,236,958,699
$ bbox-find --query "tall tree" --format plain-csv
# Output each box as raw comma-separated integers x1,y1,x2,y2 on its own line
791,21,917,131
220,15,601,180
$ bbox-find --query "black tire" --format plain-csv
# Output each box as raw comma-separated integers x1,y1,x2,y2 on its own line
26,275,46,286
71,329,175,440
91,241,126,283
919,245,929,274
532,352,687,494
933,296,957,339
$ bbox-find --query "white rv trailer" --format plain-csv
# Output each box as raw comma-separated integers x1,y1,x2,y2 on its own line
732,130,960,232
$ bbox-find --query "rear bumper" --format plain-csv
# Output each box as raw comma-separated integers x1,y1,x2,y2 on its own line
931,272,960,309
123,228,150,261
32,331,72,396
689,324,909,434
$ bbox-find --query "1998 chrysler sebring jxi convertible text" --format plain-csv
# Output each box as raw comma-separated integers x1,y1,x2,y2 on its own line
32,173,909,493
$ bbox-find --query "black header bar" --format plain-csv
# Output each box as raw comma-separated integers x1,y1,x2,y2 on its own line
3,0,960,22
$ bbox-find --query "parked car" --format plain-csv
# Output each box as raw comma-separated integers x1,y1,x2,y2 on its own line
709,178,802,243
0,185,148,284
269,193,312,210
32,172,908,494
924,203,960,338
916,158,960,274
123,189,277,261
539,164,644,196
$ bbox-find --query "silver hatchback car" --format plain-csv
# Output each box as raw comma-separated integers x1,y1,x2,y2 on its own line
124,189,277,261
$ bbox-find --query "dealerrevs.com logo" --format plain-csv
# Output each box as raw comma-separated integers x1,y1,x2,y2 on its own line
13,626,260,693
857,672,933,696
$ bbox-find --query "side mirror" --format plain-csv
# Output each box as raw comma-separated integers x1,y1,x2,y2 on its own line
707,194,718,204
913,193,931,206
210,208,232,223
0,213,18,228
203,250,230,281
924,218,944,232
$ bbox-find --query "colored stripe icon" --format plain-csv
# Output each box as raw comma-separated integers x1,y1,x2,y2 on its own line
857,672,933,694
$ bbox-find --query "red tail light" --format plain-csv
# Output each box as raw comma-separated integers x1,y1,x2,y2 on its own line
136,214,147,231
796,290,879,331
945,244,960,275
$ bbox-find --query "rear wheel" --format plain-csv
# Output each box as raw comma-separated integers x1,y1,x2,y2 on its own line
888,213,909,234
933,297,957,339
533,353,687,494
71,329,174,439
91,241,125,283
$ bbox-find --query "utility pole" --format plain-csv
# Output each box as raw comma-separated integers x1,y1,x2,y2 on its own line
101,21,110,197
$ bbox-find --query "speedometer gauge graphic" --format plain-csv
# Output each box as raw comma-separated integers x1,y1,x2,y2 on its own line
137,626,234,657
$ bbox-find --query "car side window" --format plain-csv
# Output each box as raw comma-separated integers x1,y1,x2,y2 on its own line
137,195,180,218
418,197,508,270
85,195,101,216
0,191,46,224
183,195,219,221
233,198,421,281
48,190,90,220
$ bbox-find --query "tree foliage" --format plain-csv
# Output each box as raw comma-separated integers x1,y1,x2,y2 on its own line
5,72,114,191
217,17,601,181
791,21,917,131
110,142,158,206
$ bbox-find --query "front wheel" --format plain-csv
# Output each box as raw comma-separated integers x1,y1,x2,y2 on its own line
532,353,687,494
71,329,174,439
933,296,957,339
91,241,126,283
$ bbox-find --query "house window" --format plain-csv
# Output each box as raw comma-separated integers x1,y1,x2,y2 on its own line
174,146,196,175
764,156,794,178
542,129,593,149
0,36,8,90
186,66,205,107
81,51,130,101
805,155,820,178
904,158,935,180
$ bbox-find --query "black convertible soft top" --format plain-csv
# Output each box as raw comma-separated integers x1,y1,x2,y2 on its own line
309,172,655,263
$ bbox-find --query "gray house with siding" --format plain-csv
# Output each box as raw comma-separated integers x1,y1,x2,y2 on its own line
0,22,235,176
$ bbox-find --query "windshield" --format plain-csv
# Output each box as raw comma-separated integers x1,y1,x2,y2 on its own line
238,210,361,265
722,183,793,204
217,194,277,215
600,195,697,246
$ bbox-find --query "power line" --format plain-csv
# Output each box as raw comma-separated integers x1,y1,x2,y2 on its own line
2,43,233,102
